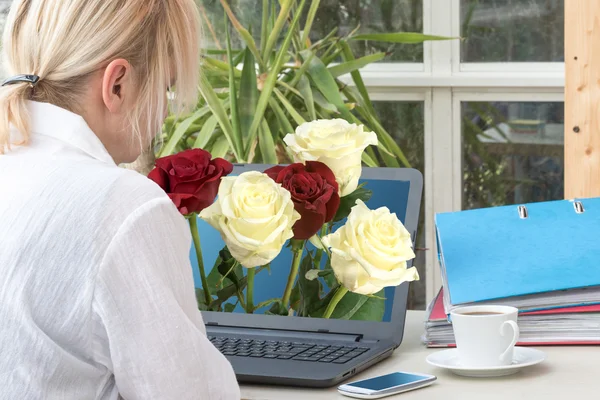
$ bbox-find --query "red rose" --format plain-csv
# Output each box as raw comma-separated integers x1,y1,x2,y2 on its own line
265,162,340,240
148,149,233,215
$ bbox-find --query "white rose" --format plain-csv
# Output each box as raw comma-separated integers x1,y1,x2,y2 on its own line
199,171,300,268
322,200,418,295
283,119,378,197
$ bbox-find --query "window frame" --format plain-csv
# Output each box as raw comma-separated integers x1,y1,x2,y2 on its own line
348,0,565,305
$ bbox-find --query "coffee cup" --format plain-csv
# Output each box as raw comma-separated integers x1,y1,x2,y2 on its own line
450,305,520,367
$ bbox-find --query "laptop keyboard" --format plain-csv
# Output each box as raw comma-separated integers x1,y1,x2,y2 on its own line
209,336,370,364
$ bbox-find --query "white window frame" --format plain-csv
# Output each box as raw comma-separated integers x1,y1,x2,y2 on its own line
343,0,565,306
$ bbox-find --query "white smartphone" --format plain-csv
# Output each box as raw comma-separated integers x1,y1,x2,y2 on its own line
337,371,436,399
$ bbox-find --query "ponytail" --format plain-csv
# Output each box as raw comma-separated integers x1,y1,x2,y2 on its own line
0,82,32,154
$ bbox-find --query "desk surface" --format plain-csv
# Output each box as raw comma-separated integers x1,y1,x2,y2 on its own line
241,310,598,399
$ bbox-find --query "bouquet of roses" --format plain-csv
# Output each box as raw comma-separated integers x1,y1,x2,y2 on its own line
149,119,418,320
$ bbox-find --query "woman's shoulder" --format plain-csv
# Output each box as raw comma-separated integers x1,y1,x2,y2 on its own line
103,165,174,212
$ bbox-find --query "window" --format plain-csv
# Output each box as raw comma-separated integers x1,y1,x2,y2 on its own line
373,101,425,309
462,101,564,210
461,0,564,62
309,0,424,62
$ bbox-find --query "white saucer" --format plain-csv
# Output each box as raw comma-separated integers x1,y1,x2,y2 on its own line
426,347,546,378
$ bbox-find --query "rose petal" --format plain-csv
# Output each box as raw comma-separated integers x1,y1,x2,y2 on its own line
291,201,327,239
148,167,169,191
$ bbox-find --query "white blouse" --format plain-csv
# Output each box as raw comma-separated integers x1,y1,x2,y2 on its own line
0,102,241,399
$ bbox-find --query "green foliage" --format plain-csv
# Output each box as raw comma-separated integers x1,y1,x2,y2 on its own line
158,0,452,166
333,186,373,222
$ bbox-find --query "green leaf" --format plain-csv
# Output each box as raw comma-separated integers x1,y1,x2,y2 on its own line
275,80,303,98
298,75,316,121
159,106,210,156
193,115,218,149
262,0,294,59
258,118,278,164
260,0,269,56
245,0,307,161
289,282,301,311
312,91,338,113
203,57,242,77
329,292,369,319
268,98,295,135
323,265,337,289
301,0,321,45
300,50,353,121
210,135,230,158
206,254,225,290
266,301,289,316
328,52,386,78
351,32,454,44
226,19,244,156
309,286,339,317
349,290,386,321
274,88,307,125
239,47,259,141
209,264,269,311
333,187,373,222
298,252,321,316
255,298,282,312
198,73,243,161
224,303,237,312
339,41,376,115
219,0,265,69
195,289,210,311
361,151,378,167
289,50,315,88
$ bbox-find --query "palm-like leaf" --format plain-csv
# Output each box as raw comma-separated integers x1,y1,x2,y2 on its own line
158,0,455,171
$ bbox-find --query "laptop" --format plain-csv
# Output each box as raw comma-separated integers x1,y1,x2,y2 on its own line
193,165,423,387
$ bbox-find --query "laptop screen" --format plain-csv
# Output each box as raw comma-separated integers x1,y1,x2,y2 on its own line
191,173,413,323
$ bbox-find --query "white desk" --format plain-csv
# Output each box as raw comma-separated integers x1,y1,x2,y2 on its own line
241,311,598,399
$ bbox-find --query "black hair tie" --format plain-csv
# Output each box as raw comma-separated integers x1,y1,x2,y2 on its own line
2,74,40,87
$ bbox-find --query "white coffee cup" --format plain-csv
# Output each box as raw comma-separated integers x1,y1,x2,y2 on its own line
450,305,520,367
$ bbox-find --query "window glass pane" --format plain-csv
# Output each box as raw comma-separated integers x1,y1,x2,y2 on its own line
462,102,564,210
198,0,423,62
310,0,424,62
374,101,426,309
461,0,564,62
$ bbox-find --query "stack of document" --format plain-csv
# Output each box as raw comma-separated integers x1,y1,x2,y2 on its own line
422,289,600,347
426,197,600,346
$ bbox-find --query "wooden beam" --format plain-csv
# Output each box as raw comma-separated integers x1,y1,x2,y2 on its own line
565,1,600,199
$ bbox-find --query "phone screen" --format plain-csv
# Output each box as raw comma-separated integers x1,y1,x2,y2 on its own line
346,372,431,391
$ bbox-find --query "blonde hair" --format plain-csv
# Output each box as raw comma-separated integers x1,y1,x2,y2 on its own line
0,0,201,153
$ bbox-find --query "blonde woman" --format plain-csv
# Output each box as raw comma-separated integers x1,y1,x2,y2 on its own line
0,1,240,399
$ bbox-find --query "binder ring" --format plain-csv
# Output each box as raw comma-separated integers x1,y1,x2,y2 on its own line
518,205,528,219
574,201,585,214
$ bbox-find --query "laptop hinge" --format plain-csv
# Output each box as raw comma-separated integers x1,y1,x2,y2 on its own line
207,325,366,343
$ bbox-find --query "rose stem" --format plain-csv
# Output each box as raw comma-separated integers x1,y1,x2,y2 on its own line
246,268,255,313
323,286,349,319
189,216,212,306
281,239,305,308
313,224,328,269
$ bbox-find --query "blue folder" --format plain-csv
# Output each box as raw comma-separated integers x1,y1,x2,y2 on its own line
435,197,600,311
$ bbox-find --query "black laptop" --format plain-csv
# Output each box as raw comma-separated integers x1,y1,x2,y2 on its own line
196,166,423,387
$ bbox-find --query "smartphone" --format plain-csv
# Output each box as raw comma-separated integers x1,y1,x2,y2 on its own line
337,371,436,399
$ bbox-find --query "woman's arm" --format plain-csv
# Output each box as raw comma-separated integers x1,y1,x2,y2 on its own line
92,197,240,400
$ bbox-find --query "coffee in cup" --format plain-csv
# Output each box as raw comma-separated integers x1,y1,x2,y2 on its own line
450,305,519,367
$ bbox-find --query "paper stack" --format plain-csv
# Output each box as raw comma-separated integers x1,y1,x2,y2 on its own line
425,197,600,347
423,289,600,347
